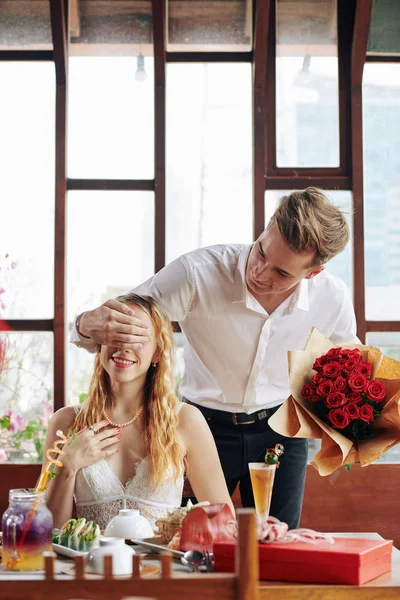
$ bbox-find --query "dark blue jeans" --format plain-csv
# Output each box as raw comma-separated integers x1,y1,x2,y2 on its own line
198,405,308,530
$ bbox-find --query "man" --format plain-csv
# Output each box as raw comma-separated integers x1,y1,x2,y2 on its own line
71,187,358,529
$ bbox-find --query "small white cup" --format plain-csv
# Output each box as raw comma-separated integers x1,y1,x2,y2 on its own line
104,509,154,539
87,537,136,575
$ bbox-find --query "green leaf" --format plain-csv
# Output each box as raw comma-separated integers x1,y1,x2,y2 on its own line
0,415,11,429
78,393,87,405
344,463,352,471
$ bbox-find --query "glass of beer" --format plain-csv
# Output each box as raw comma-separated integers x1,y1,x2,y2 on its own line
248,462,277,521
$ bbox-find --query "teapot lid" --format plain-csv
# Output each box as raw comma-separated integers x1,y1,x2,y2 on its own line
99,537,125,547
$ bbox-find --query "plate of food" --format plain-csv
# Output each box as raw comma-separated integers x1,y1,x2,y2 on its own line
52,518,100,558
143,500,236,555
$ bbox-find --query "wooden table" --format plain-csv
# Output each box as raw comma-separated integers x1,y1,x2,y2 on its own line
0,532,399,600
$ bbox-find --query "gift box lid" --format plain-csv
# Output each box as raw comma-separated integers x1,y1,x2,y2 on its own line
214,538,393,568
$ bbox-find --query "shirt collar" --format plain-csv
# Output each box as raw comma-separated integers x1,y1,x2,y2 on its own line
232,245,252,303
284,278,309,314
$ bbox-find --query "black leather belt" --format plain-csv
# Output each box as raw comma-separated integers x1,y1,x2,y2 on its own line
185,400,278,426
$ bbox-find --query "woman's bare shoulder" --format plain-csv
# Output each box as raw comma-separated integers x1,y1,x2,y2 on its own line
49,406,77,431
177,402,207,431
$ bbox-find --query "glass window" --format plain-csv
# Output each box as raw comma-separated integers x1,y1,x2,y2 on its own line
166,63,252,263
363,64,400,321
0,332,53,464
0,1,52,49
66,191,155,404
367,0,400,55
68,56,154,179
276,0,339,167
265,190,353,290
71,1,153,47
0,63,55,319
366,332,400,464
167,0,252,52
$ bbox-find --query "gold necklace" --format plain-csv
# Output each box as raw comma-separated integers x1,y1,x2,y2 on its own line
103,405,143,428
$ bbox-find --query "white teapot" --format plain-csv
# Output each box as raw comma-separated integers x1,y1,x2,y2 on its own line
87,537,135,575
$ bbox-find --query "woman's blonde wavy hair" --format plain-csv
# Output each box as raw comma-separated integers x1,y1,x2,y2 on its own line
70,294,185,487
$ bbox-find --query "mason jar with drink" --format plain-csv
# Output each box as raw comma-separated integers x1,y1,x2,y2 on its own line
2,489,53,571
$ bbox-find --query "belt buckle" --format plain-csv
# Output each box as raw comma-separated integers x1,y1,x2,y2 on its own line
232,413,238,425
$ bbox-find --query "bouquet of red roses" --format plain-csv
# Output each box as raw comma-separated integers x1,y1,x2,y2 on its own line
269,328,400,475
301,347,385,442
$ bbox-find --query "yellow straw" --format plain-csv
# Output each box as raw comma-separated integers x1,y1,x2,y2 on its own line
35,429,67,492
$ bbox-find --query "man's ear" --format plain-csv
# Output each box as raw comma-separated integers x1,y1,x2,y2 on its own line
305,265,325,280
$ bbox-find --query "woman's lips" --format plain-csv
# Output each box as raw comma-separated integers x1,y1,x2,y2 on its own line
112,357,136,369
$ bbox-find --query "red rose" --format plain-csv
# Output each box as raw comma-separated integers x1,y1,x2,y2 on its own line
343,402,359,420
334,376,347,392
313,355,331,372
327,408,350,429
325,392,347,409
321,361,342,379
312,373,324,386
356,361,373,379
348,391,363,404
365,380,386,402
340,349,351,359
301,384,318,401
342,358,360,375
348,373,368,393
359,404,374,423
326,347,342,360
316,380,334,397
348,349,363,362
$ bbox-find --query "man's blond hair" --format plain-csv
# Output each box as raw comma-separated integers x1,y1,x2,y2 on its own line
269,187,349,265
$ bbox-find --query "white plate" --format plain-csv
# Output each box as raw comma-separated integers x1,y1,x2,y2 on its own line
130,536,184,559
52,542,87,559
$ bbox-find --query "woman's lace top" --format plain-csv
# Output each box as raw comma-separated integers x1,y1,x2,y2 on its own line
74,457,184,530
72,404,184,530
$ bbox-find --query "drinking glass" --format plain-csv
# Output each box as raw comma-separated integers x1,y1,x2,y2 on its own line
248,462,276,521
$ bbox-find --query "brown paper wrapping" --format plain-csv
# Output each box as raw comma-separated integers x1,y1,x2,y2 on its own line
269,327,400,475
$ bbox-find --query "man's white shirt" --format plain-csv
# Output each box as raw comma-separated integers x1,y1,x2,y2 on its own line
71,244,359,414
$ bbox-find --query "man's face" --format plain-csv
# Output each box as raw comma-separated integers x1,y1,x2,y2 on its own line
245,223,324,297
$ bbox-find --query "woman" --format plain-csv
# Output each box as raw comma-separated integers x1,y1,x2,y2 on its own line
43,294,234,529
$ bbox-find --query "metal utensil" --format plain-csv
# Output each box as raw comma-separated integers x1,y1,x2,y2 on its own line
203,549,214,572
181,550,205,572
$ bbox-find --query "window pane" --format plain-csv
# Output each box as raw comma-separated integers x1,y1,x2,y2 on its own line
0,332,53,464
0,1,52,49
366,332,400,463
265,190,353,290
70,1,153,48
363,64,400,320
66,191,155,404
0,63,55,318
367,0,400,55
68,57,154,179
167,0,252,52
276,0,339,167
166,64,252,263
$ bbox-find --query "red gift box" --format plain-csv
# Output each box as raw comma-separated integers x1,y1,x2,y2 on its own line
214,537,393,585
